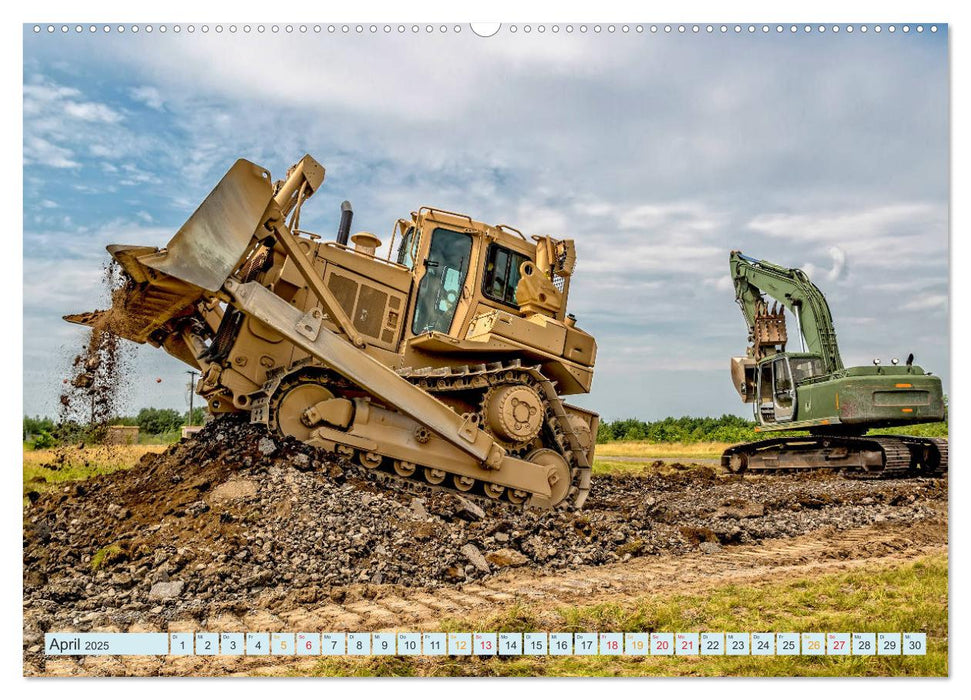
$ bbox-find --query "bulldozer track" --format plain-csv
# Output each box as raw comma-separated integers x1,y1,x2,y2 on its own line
722,434,948,479
34,520,946,677
260,360,591,510
402,360,592,507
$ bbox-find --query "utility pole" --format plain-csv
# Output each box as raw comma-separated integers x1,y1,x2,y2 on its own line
186,370,199,425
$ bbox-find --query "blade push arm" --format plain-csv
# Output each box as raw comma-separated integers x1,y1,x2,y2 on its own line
729,251,843,373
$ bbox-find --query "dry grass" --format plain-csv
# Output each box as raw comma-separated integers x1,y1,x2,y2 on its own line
596,441,729,459
22,444,166,496
592,459,720,477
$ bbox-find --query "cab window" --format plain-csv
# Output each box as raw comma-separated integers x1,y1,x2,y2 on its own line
790,356,824,383
396,226,417,269
412,228,473,334
773,358,793,408
483,243,530,306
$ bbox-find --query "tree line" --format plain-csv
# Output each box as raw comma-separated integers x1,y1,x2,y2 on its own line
23,407,207,448
596,414,764,444
597,414,948,444
24,408,948,449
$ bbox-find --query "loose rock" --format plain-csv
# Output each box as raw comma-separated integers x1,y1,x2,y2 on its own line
148,581,184,600
461,544,491,573
485,548,528,568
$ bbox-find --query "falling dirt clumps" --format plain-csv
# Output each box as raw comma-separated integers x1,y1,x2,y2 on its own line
23,416,946,633
58,260,134,439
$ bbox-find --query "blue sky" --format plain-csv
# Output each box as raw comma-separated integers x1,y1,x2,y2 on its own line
22,24,949,421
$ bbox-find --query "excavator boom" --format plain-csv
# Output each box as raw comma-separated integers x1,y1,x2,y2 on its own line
729,251,843,373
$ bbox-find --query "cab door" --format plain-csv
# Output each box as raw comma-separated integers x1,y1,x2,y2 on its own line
409,227,473,336
772,357,795,421
754,357,795,424
755,360,775,424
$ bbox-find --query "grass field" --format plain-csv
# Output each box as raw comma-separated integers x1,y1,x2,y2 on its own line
592,458,720,477
592,441,727,476
22,444,166,497
298,554,947,677
595,441,729,459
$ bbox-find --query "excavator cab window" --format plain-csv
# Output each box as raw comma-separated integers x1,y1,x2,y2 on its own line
483,243,530,306
790,356,824,383
772,357,794,420
412,227,472,335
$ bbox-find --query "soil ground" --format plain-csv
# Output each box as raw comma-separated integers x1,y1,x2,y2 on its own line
23,418,948,677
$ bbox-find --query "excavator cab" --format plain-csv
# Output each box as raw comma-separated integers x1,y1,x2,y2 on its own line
754,352,826,424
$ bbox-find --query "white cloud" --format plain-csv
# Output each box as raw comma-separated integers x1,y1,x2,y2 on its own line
22,83,81,113
703,275,735,292
62,100,121,123
23,135,79,168
130,85,164,110
24,82,121,123
902,293,948,312
802,246,847,283
747,204,946,277
748,204,944,244
118,163,163,186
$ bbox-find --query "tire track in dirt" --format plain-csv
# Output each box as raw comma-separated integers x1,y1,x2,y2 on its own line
32,519,945,677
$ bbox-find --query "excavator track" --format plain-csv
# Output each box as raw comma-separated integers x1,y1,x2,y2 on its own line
261,360,591,509
721,434,948,479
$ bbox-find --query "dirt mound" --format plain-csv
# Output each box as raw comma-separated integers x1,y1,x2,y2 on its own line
23,416,946,634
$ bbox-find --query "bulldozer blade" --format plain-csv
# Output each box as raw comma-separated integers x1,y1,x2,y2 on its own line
62,267,204,344
63,159,275,344
137,159,275,292
64,244,208,344
63,310,108,329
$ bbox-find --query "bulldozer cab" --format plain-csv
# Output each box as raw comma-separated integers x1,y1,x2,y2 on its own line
392,207,574,344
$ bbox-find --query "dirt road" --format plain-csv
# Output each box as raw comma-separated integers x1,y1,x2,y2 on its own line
29,519,946,677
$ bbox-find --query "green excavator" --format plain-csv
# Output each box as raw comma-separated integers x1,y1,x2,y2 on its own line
722,251,947,477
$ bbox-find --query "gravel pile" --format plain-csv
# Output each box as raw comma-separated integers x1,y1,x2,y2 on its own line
23,415,946,630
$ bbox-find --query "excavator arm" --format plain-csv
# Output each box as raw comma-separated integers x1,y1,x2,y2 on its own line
729,251,843,373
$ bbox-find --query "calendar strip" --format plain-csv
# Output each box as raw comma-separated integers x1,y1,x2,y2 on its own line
44,632,927,657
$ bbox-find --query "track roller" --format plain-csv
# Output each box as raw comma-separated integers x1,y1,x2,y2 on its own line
453,475,475,491
483,482,505,499
359,452,383,469
394,460,417,477
424,467,446,484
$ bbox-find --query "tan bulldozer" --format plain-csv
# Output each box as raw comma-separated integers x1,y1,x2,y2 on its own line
67,155,599,508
